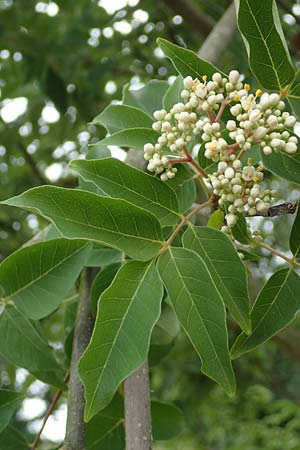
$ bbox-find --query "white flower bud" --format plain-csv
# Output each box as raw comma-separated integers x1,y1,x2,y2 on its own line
181,89,190,100
269,93,280,106
232,184,242,195
152,122,161,131
285,142,297,154
249,109,262,122
226,120,236,131
230,104,241,117
229,70,240,84
263,146,272,155
218,161,228,172
236,134,245,145
153,110,166,120
253,126,268,140
144,143,154,153
224,167,235,179
212,72,222,84
232,160,242,169
270,138,282,148
267,115,278,128
160,173,169,181
161,121,172,132
285,116,297,128
226,213,238,227
256,201,267,213
183,76,194,89
179,112,190,122
175,138,185,148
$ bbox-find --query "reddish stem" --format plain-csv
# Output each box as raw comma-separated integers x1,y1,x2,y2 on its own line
215,99,229,122
183,147,208,178
31,374,69,450
225,143,240,156
207,111,215,123
169,157,190,165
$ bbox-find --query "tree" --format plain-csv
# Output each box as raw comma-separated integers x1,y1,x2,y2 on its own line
1,1,300,450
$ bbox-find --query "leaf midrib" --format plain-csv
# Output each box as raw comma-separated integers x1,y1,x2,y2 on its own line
86,262,152,418
187,227,249,330
168,248,232,393
3,243,88,301
74,164,180,219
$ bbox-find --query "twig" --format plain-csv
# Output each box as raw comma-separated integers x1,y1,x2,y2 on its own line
255,240,300,269
162,199,212,250
31,373,70,450
245,201,298,217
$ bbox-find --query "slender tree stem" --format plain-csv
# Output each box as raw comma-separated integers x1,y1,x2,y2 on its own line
124,362,152,450
255,240,300,269
162,199,212,250
63,268,97,450
31,374,70,450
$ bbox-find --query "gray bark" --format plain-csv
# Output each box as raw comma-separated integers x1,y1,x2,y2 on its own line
198,2,236,65
124,362,153,450
63,268,97,450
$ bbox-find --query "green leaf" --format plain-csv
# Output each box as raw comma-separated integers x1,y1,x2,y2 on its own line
92,104,153,134
0,390,24,433
0,239,90,320
0,306,64,386
93,128,159,150
183,226,251,334
231,268,300,359
152,401,185,441
70,158,180,227
290,202,300,259
261,149,300,185
208,209,225,229
0,426,30,450
157,247,236,396
122,80,169,116
231,212,252,245
163,75,183,111
86,244,122,268
157,38,225,80
85,394,124,450
175,178,196,213
90,263,120,316
1,186,164,262
235,0,295,91
289,82,300,98
79,260,163,420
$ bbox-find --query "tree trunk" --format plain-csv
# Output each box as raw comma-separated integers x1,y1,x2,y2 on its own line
124,362,153,450
63,268,97,450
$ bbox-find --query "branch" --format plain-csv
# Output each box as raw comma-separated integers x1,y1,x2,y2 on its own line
124,362,153,450
18,142,48,186
245,201,298,217
161,0,214,37
31,374,69,450
198,2,236,65
63,268,97,450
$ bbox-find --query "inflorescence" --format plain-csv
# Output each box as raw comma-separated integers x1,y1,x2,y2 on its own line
143,70,298,230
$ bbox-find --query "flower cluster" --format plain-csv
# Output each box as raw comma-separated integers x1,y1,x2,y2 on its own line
143,70,298,228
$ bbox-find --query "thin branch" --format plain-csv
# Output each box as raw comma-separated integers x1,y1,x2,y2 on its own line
161,0,214,37
18,142,48,186
255,240,300,269
245,201,298,217
198,2,236,65
31,374,70,450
